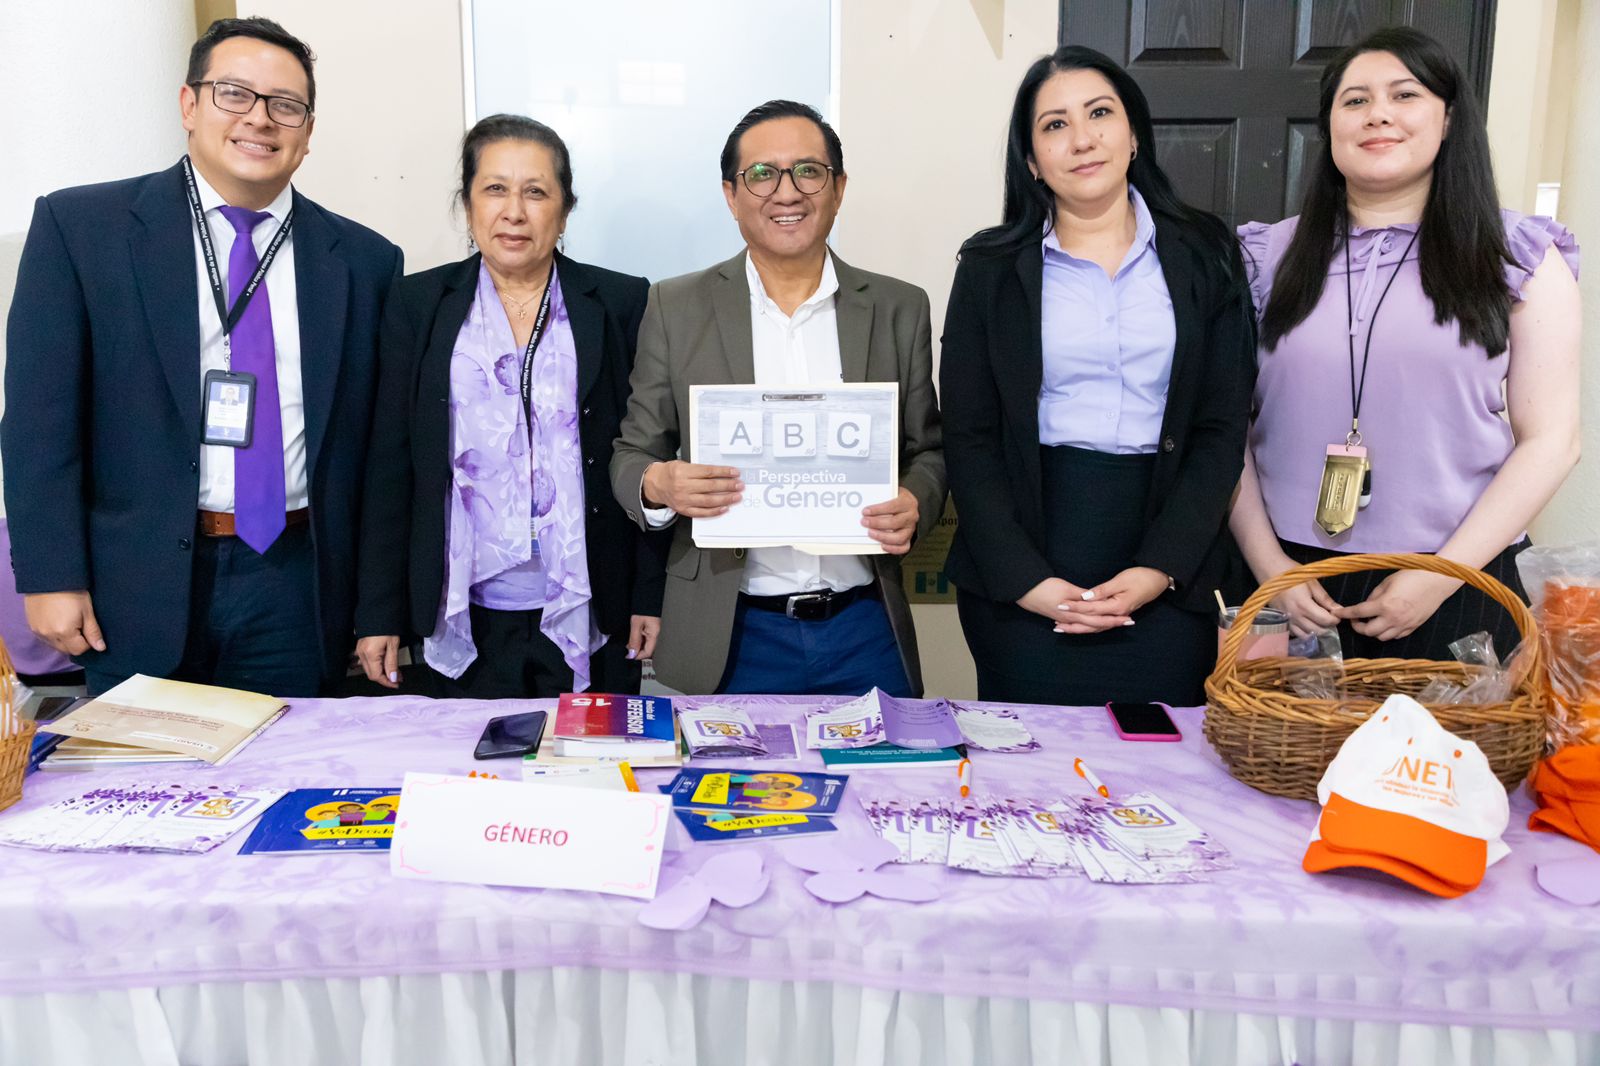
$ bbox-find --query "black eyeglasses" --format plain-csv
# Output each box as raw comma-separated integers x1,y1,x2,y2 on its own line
736,161,834,198
191,80,312,128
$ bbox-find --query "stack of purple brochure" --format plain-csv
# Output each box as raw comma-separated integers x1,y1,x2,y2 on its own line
0,782,284,854
861,791,1232,884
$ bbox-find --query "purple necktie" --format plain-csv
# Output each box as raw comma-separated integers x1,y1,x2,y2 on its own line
218,206,286,554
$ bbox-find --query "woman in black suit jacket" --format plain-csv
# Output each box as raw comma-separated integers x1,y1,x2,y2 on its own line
355,115,668,698
941,48,1254,707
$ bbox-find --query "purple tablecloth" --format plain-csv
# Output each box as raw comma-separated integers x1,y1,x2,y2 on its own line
1,695,1596,1033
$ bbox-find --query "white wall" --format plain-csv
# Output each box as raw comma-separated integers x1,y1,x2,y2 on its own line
1532,0,1600,544
0,0,192,512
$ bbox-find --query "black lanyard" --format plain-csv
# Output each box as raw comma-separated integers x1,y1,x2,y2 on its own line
1343,221,1419,445
182,156,293,344
517,265,556,440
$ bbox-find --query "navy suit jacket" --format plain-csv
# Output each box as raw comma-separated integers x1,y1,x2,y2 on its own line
2,160,403,686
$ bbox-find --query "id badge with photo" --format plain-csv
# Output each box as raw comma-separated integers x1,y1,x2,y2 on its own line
202,369,256,448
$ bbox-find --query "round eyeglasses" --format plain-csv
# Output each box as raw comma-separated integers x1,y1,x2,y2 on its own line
736,161,834,198
191,80,312,128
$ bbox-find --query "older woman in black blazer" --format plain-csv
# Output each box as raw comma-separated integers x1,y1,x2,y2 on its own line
941,48,1254,707
355,115,667,698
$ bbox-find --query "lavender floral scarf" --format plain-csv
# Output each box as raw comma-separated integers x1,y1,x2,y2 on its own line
425,261,601,687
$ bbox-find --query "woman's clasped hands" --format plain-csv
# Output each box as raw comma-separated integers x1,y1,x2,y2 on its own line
1017,567,1171,635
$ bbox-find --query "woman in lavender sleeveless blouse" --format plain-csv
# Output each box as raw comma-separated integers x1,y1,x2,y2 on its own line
353,116,668,697
1231,28,1581,661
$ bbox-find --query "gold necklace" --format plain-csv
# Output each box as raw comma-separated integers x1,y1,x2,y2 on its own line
499,288,538,321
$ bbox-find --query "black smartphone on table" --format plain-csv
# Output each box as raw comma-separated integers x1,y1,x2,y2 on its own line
473,710,548,760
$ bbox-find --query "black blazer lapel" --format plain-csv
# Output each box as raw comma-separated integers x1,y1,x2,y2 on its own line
418,256,481,484
129,163,203,441
1011,242,1046,500
292,195,350,483
1152,221,1202,434
555,253,605,403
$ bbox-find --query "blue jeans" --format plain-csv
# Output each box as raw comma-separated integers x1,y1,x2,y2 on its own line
717,590,911,697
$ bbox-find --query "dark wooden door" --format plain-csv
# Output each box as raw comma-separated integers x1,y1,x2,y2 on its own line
1061,1,1497,227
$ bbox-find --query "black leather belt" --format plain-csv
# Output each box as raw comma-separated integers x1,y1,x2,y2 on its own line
740,585,869,622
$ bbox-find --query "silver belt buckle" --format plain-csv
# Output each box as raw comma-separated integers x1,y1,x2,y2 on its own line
785,591,830,620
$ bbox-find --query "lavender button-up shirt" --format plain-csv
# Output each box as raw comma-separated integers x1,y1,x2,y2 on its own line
1038,187,1176,454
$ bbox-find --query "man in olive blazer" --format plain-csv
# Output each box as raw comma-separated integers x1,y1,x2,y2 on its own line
611,101,944,697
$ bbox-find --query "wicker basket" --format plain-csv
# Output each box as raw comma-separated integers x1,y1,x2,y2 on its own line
1204,553,1548,801
0,636,27,814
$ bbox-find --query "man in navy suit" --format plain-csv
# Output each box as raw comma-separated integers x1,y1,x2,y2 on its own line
2,17,402,696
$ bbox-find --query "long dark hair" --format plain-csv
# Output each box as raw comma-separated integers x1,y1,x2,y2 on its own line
963,46,1239,287
1259,27,1513,356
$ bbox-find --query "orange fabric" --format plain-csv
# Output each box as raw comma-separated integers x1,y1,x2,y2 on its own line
1301,792,1487,898
1527,745,1600,853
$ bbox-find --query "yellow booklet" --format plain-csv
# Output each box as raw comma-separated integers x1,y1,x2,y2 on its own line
40,675,286,765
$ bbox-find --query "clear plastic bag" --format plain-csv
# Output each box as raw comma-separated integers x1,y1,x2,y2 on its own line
1288,626,1345,700
1516,542,1600,748
1442,631,1523,707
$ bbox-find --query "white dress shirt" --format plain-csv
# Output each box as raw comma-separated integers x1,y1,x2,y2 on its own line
191,167,308,512
643,252,875,596
740,254,873,596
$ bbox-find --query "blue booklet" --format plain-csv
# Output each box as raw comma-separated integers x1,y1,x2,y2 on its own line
664,769,849,817
237,788,401,855
673,807,839,844
656,785,838,843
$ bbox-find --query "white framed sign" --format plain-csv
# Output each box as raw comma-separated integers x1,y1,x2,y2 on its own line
688,383,899,552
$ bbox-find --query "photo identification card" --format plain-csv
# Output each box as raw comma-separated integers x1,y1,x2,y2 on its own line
390,772,670,899
688,383,899,552
202,369,256,447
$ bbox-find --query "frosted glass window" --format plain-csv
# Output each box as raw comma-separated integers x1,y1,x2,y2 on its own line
468,1,834,284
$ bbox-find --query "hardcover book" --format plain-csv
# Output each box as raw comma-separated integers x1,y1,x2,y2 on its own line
553,693,676,758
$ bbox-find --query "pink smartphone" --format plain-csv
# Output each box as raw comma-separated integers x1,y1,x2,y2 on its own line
1106,701,1182,742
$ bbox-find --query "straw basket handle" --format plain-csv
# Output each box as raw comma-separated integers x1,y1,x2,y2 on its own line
1216,552,1542,681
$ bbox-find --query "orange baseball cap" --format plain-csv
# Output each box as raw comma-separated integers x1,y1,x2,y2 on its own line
1303,695,1510,898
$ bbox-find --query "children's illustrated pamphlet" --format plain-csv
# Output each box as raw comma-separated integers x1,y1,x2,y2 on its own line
665,769,849,817
237,788,402,855
0,783,285,854
660,781,839,844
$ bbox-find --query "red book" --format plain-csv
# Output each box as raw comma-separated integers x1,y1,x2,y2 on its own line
552,694,676,759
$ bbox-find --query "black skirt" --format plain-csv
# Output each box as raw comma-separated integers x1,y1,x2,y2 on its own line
1279,538,1533,662
957,445,1214,707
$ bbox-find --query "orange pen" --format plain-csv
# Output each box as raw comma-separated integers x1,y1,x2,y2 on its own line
1073,757,1110,799
957,758,973,798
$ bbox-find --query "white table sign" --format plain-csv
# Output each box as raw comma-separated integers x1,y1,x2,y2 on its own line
689,383,899,551
390,772,670,899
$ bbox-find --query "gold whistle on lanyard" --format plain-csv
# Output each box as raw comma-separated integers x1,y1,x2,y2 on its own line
1316,436,1369,537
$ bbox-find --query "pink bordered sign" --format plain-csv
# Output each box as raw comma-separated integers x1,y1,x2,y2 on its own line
390,771,670,899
